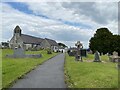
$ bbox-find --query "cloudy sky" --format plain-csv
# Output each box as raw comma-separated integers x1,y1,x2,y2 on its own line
1,1,118,48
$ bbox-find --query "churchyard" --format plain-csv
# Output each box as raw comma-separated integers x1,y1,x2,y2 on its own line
64,41,119,88
64,53,118,88
1,27,120,88
2,49,58,88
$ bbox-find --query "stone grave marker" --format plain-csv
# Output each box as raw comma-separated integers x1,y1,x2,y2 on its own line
13,47,25,58
93,51,101,62
109,51,120,62
6,45,42,58
113,51,118,57
75,41,83,62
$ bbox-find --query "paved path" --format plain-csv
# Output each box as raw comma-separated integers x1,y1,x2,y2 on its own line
11,53,66,88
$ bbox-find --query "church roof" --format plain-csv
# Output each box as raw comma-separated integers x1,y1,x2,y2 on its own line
45,38,58,46
21,34,44,44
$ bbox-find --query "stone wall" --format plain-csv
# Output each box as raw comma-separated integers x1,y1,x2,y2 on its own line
41,39,51,49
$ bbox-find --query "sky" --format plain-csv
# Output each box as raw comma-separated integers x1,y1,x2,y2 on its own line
1,0,118,48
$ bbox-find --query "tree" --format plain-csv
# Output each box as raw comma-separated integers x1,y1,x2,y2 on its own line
111,35,120,55
89,28,113,54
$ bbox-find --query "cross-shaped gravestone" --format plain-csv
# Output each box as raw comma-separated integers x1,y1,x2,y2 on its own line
75,41,83,62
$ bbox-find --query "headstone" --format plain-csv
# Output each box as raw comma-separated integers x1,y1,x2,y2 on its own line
113,51,118,57
6,46,42,58
93,51,101,62
80,49,87,57
13,47,25,58
69,50,76,56
109,51,120,62
75,41,83,62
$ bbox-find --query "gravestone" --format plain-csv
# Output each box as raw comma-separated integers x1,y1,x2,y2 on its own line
93,51,101,62
6,46,42,58
109,51,120,62
80,49,87,57
75,41,83,62
68,49,87,57
113,51,118,55
13,47,25,58
69,50,76,56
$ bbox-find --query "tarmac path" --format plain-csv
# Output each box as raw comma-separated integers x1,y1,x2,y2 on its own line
11,53,66,88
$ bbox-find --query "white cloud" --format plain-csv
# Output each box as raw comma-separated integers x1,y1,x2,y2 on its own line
2,0,119,2
26,2,118,33
2,2,118,48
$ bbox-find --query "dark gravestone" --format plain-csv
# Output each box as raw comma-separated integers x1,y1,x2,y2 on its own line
80,49,87,57
68,49,87,57
93,51,101,62
69,50,76,56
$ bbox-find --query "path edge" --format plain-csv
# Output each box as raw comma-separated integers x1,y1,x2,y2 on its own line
2,53,60,90
64,53,75,88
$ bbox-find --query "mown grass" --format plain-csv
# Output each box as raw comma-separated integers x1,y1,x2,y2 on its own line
65,53,118,88
82,54,109,62
2,49,58,88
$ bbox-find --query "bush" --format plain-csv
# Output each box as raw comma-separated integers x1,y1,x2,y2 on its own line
46,48,52,54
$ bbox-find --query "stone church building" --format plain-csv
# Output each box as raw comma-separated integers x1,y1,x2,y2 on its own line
9,25,58,51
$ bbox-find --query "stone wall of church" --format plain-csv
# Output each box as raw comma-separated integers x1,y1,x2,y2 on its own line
9,34,24,49
24,44,32,50
41,39,51,49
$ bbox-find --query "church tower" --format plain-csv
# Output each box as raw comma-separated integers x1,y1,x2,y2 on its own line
12,25,24,49
14,25,22,36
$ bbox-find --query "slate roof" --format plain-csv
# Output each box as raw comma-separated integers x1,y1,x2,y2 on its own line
20,34,58,46
45,38,58,46
21,34,44,44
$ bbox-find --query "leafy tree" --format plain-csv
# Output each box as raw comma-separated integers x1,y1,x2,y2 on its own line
89,28,113,54
111,35,120,55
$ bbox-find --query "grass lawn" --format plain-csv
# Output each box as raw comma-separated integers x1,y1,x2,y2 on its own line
65,53,118,88
2,49,58,88
82,54,109,62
